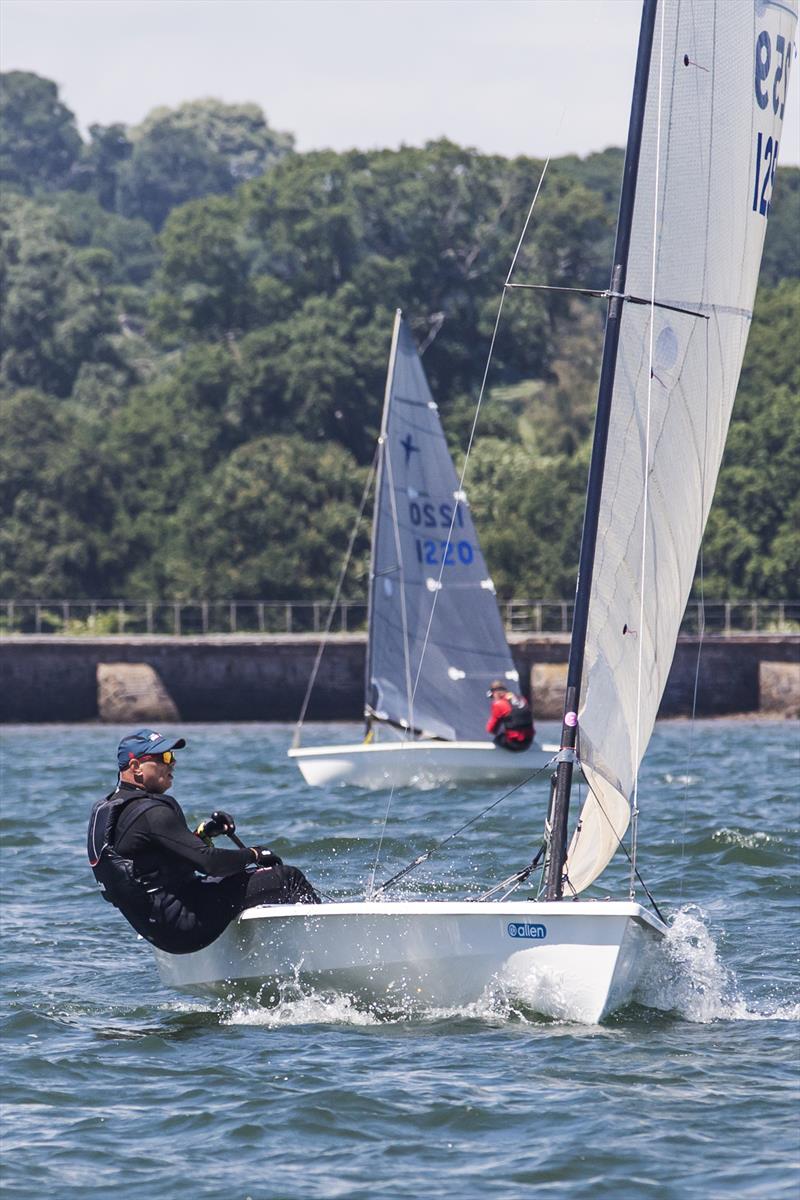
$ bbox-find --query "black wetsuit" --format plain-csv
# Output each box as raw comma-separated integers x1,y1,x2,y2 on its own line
88,783,319,955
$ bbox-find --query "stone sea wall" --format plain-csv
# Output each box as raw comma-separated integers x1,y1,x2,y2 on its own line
1,634,798,724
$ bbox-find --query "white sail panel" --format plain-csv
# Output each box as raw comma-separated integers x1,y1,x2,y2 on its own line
367,315,518,741
568,0,797,893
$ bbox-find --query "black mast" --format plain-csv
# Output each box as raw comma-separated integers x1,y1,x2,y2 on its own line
544,0,659,901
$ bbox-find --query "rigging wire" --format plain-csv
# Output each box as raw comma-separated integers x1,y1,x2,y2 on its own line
410,153,555,705
291,448,378,748
370,756,557,898
366,157,556,894
680,321,711,905
572,739,667,924
469,841,547,903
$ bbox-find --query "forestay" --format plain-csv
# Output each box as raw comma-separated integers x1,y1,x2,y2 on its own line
366,313,519,742
568,0,797,891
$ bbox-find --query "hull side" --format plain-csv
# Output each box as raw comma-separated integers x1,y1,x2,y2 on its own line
287,741,551,788
154,901,664,1024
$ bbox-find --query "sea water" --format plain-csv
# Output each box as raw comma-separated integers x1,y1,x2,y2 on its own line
0,719,797,1199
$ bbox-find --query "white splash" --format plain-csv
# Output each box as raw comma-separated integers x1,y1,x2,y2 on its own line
225,991,382,1028
635,906,799,1023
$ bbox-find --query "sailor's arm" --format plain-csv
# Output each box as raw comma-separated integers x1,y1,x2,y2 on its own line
144,804,259,876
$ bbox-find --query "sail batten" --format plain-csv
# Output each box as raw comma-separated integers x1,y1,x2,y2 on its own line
567,0,797,892
367,314,518,743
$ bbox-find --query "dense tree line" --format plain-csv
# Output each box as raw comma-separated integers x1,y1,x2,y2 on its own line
0,70,797,608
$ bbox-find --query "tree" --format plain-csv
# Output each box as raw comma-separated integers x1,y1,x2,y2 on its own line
701,281,800,596
117,100,293,230
117,123,233,231
172,435,369,601
68,123,133,210
136,99,293,181
0,71,82,193
761,166,799,287
0,195,123,396
225,287,394,460
151,195,255,340
0,389,119,595
465,437,587,599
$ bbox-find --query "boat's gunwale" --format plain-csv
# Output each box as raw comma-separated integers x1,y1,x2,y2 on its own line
236,897,666,937
287,740,545,759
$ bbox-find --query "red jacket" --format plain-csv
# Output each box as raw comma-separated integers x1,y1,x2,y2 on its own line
486,693,534,743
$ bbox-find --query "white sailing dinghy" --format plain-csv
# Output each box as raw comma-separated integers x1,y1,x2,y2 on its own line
288,310,550,789
157,0,796,1022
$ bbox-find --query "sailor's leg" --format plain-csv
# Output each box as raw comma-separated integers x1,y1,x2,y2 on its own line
242,864,321,906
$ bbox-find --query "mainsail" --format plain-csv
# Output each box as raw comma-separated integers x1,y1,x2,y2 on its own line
366,312,519,742
567,0,798,891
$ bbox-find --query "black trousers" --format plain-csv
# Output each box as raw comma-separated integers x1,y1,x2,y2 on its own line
493,733,533,752
137,864,320,955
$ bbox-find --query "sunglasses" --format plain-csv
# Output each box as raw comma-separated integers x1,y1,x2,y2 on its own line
135,750,177,765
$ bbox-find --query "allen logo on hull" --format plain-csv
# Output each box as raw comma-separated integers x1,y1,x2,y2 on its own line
507,921,547,940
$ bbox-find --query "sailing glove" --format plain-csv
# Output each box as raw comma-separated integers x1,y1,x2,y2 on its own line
195,810,236,840
251,847,283,869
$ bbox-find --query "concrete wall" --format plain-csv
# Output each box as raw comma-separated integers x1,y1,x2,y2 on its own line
1,633,798,723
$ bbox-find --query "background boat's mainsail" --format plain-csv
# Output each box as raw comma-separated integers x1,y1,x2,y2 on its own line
568,0,798,891
367,316,519,741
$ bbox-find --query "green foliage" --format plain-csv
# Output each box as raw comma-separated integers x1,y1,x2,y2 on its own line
172,435,370,601
0,68,797,607
69,123,133,210
465,438,588,599
117,100,294,230
761,167,800,286
0,389,119,595
0,193,131,397
151,195,256,339
701,281,800,597
135,99,294,181
0,71,82,192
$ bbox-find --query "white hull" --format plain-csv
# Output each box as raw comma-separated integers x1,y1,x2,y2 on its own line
287,740,552,788
154,900,664,1024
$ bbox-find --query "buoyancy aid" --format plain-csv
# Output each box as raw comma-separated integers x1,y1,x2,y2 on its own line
87,788,168,944
500,692,534,734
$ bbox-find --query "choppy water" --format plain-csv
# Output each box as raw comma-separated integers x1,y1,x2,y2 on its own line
1,719,798,1199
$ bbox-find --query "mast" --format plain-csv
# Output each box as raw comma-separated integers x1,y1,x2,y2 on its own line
544,0,659,901
364,308,403,730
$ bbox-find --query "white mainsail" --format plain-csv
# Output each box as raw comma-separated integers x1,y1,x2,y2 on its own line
567,0,797,891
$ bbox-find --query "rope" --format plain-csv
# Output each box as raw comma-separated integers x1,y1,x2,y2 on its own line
469,842,547,902
291,450,377,747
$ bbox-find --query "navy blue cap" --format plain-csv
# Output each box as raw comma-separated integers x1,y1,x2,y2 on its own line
117,728,186,768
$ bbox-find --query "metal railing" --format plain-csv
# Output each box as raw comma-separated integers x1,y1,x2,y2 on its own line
1,598,797,637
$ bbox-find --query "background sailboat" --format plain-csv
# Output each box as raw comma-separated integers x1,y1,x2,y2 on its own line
159,0,797,1022
289,310,549,788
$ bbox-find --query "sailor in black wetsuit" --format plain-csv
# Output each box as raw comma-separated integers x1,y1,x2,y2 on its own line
87,728,319,955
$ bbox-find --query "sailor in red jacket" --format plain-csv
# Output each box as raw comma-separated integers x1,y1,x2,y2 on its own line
486,680,535,752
